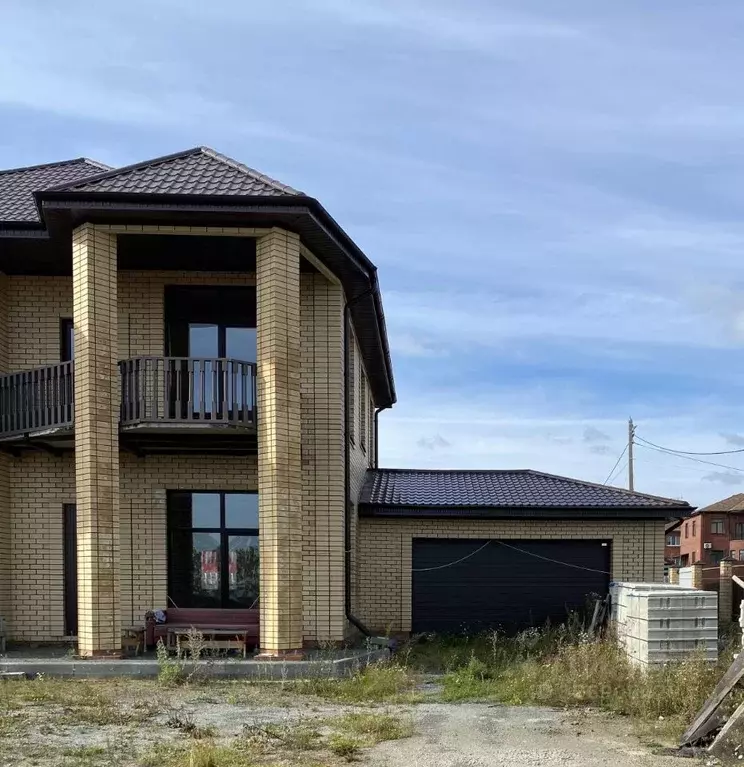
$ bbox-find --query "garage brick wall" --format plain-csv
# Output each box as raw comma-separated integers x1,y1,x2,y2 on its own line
356,517,665,634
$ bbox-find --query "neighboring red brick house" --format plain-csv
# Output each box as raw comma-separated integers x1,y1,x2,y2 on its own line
665,519,682,565
678,493,744,566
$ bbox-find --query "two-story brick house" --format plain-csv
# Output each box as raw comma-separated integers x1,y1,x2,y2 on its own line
678,493,744,566
0,147,692,657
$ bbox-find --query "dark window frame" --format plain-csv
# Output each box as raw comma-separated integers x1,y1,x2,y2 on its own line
60,318,74,362
711,519,725,535
167,490,259,609
735,522,744,539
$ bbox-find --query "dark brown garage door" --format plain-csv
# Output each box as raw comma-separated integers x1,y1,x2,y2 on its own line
412,538,611,635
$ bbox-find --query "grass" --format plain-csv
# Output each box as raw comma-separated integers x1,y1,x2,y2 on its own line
287,661,421,703
402,626,739,740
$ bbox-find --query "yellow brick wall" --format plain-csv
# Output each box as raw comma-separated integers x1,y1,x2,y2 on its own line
356,517,665,634
300,273,345,641
348,334,375,619
118,270,255,358
6,276,72,371
6,452,258,641
119,454,258,627
9,452,75,641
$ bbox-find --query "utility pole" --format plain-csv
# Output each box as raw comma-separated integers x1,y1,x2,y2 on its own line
628,417,635,492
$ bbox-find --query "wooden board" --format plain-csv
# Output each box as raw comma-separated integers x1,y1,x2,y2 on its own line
708,700,744,756
681,652,744,746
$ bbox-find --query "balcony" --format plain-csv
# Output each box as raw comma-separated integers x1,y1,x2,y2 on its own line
0,358,258,454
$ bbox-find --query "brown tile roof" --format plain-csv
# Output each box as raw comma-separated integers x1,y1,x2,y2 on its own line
0,158,110,223
47,147,302,197
360,468,692,512
699,493,744,513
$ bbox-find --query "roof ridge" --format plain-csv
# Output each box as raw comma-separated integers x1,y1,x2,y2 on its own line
198,147,302,195
0,158,111,177
42,147,205,192
42,146,303,196
520,468,687,504
373,467,532,475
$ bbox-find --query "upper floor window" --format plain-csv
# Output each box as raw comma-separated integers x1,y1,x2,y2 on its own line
692,521,696,536
736,523,744,539
60,319,74,362
348,337,356,444
685,523,689,539
360,374,367,452
711,519,725,535
666,533,680,547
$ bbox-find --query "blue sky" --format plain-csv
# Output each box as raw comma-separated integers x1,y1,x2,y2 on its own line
3,1,744,505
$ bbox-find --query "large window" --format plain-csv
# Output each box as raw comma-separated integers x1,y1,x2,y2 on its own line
167,492,259,609
711,519,725,535
735,523,744,539
666,533,680,547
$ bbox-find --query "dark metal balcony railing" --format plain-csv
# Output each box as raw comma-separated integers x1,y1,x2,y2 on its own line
119,357,257,428
0,357,258,439
0,361,74,437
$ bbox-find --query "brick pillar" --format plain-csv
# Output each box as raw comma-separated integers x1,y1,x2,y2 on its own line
720,558,734,627
691,562,704,590
0,276,10,635
256,228,303,657
72,225,121,657
668,567,679,585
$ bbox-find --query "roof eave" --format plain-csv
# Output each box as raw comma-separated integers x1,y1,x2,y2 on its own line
359,505,694,520
33,190,396,407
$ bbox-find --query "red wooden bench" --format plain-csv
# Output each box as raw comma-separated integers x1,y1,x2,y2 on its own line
145,608,259,654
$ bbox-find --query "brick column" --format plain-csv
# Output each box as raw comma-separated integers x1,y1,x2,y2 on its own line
691,562,704,590
0,276,9,634
720,558,734,627
72,225,121,657
256,228,303,657
668,567,679,585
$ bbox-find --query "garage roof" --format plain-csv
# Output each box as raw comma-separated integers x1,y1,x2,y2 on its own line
359,468,693,519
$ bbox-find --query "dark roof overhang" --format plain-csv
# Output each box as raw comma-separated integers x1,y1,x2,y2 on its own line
359,504,694,520
31,190,396,407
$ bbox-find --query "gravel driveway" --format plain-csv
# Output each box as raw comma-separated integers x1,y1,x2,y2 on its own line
367,704,692,767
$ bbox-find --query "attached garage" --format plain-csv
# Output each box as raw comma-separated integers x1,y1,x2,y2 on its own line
411,538,610,634
356,468,692,636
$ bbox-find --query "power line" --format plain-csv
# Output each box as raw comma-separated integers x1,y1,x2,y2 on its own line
494,540,611,575
411,541,491,572
635,442,744,474
608,461,628,487
635,434,744,457
603,444,628,485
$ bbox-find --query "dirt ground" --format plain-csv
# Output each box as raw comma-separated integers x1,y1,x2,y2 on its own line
368,704,694,767
0,677,699,766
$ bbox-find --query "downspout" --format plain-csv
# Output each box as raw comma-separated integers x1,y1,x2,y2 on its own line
344,288,375,637
373,406,389,469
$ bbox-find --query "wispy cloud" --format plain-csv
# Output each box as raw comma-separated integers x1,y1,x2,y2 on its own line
702,472,744,486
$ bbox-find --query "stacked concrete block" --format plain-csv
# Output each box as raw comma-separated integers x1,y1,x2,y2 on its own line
611,582,718,667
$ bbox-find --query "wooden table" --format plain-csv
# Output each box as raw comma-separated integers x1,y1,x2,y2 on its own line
122,625,145,656
167,627,249,657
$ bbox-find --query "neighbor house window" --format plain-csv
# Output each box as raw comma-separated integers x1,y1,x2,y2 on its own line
739,550,744,561
711,519,725,535
692,521,696,536
666,533,680,547
167,492,258,609
736,523,744,539
685,523,689,539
